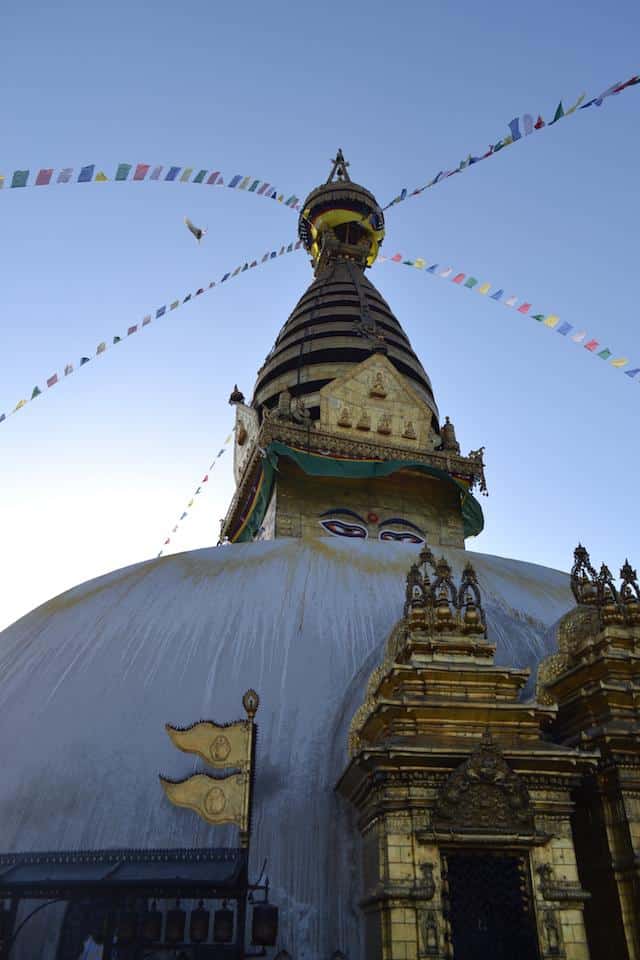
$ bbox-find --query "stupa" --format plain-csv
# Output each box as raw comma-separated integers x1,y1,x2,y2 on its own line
0,154,637,960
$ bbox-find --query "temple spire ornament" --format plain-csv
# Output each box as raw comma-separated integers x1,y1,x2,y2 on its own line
327,148,351,183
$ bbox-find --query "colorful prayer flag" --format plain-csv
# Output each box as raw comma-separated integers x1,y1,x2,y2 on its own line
414,258,426,269
127,325,137,336
504,296,518,307
80,357,90,365
391,253,403,262
478,283,490,294
36,169,53,186
150,166,163,180
188,499,194,507
170,301,180,310
46,374,58,387
556,322,573,336
439,267,453,278
193,169,207,184
517,303,532,314
202,474,209,482
31,386,41,399
155,306,166,318
96,342,107,354
113,336,121,344
610,358,628,368
133,163,150,181
543,315,560,328
464,277,478,288
221,273,230,282
228,174,243,188
78,165,94,183
180,512,187,520
180,168,194,182
531,314,545,322
257,183,270,195
452,273,465,284
64,363,74,375
597,348,612,360
95,171,108,182
165,167,180,181
115,163,132,181
249,180,260,192
508,118,521,141
13,400,26,411
207,171,220,185
571,331,586,343
239,176,251,190
584,340,599,352
57,168,73,183
142,315,151,326
624,368,640,378
549,102,565,125
522,114,534,135
11,170,29,188
489,289,504,301
0,414,5,423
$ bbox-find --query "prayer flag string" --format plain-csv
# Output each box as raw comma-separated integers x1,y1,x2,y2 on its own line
157,429,235,558
0,162,302,210
377,253,637,381
0,241,303,426
382,71,639,211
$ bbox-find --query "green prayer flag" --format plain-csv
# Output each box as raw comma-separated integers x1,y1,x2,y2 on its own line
11,170,29,188
31,386,41,399
597,348,612,360
464,277,478,288
550,101,565,124
193,169,207,183
531,314,545,322
115,163,132,181
113,336,121,344
170,300,180,310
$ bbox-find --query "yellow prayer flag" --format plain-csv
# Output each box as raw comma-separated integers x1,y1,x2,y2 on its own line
503,135,513,145
165,719,252,770
565,92,586,115
414,258,426,269
0,175,5,189
96,342,107,354
188,499,194,507
224,433,233,444
160,772,248,828
543,315,560,328
610,357,629,368
478,283,491,295
95,171,108,182
13,399,26,411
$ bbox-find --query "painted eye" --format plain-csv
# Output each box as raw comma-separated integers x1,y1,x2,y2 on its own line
379,530,424,544
320,519,368,539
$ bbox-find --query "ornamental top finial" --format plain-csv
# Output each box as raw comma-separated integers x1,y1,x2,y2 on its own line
327,148,351,183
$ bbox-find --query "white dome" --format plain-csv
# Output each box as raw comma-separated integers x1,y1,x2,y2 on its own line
0,538,572,959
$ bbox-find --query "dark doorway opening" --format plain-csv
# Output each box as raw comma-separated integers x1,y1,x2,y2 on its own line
445,852,539,960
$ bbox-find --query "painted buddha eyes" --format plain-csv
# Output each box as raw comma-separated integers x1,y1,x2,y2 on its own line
379,529,424,544
319,510,425,544
320,518,368,538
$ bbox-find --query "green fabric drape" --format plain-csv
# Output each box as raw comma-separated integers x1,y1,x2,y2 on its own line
235,441,484,542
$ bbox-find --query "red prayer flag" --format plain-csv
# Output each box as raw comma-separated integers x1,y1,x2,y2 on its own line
584,340,599,352
46,374,58,388
164,538,170,545
517,302,532,314
207,171,221,185
36,169,53,186
133,163,150,181
534,115,545,129
452,273,465,284
391,253,403,262
202,474,209,482
127,325,137,336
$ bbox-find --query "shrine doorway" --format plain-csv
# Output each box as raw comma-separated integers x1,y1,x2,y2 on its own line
444,851,539,960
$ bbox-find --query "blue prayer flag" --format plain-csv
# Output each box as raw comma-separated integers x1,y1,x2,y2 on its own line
165,167,180,181
490,289,504,301
78,164,95,183
228,174,242,188
155,306,166,318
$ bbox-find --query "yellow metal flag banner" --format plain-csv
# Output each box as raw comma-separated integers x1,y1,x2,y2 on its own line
165,720,252,771
159,773,249,829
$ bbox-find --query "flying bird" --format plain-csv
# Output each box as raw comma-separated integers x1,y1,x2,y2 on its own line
184,217,206,243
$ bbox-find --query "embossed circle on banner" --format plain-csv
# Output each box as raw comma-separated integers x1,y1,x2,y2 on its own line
205,786,226,816
210,734,231,762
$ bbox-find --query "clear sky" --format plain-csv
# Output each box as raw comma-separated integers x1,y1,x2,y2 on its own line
1,0,639,630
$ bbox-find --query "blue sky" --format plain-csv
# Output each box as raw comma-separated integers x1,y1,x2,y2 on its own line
1,0,639,629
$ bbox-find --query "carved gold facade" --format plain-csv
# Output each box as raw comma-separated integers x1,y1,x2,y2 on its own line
337,548,596,960
538,546,640,960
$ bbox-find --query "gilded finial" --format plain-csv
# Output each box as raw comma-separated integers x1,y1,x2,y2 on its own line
327,149,351,183
242,689,260,719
